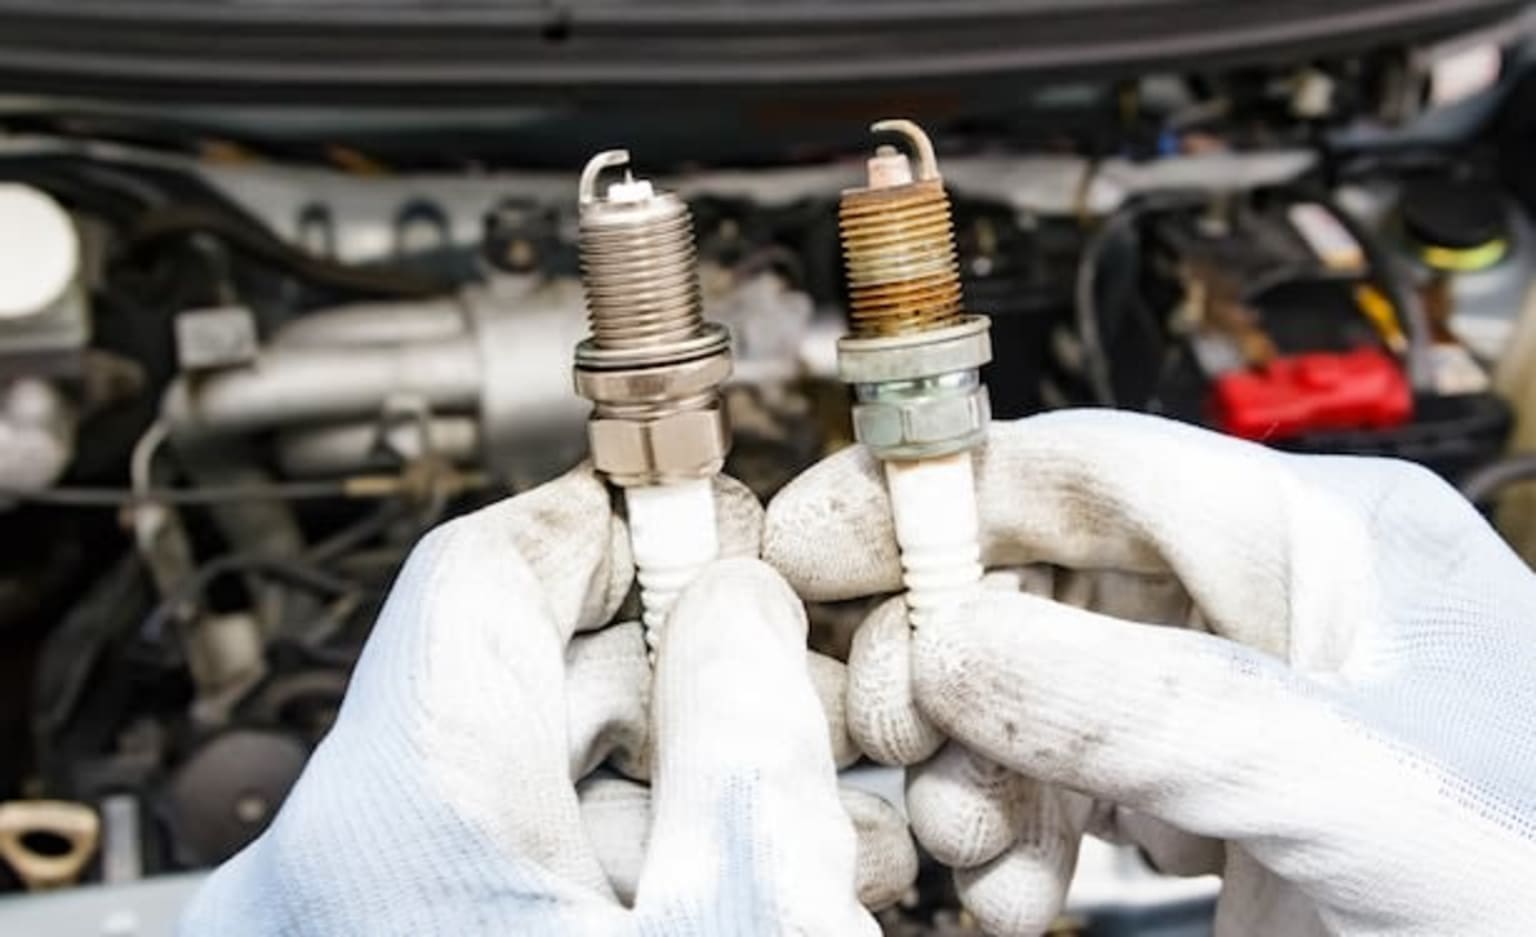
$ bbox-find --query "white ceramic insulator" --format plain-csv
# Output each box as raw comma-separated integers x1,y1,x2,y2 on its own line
606,175,656,204
866,148,914,189
624,478,720,656
885,453,984,626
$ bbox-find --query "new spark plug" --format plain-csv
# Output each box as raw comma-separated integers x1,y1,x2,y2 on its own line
573,150,732,656
836,120,991,626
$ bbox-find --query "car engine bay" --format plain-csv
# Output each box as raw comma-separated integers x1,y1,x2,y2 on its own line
3,5,1536,933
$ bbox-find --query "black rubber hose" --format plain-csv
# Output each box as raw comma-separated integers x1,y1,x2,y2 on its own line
0,479,355,506
1460,452,1536,504
138,553,360,644
1074,191,1211,406
1276,185,1435,392
3,156,452,299
1074,209,1136,407
304,500,412,564
123,205,449,299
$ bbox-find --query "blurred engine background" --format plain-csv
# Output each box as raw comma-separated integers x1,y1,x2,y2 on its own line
1,2,1536,934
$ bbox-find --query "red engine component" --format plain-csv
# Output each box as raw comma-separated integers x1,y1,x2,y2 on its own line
1210,348,1413,441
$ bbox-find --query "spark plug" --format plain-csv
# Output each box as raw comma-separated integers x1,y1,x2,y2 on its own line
573,150,732,656
836,120,991,626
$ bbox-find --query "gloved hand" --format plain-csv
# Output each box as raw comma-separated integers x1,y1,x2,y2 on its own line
182,467,912,936
765,410,1536,936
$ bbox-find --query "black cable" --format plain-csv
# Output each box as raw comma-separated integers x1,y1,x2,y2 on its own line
124,205,449,299
1330,146,1460,182
1460,453,1536,505
0,479,366,507
1074,209,1138,406
4,469,488,509
1320,196,1435,391
139,553,360,644
1277,185,1435,391
0,162,150,227
1074,192,1210,407
305,500,411,564
3,155,451,300
32,556,152,744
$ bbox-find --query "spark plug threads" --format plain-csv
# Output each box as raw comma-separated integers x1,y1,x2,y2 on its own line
840,167,964,338
576,152,719,362
573,150,732,654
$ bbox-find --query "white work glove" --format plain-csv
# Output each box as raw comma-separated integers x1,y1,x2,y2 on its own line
182,466,912,935
765,410,1536,936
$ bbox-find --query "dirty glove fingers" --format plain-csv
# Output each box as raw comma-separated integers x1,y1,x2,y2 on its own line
181,471,679,934
503,468,758,640
579,775,651,906
759,418,1213,607
906,741,1020,868
564,474,764,782
765,444,896,601
807,650,863,769
1103,808,1225,878
904,742,1091,936
839,787,920,911
636,559,877,934
766,411,1377,656
493,466,635,639
844,572,1052,767
183,511,620,934
912,591,1413,885
952,784,1093,937
847,596,946,764
1213,850,1329,937
578,776,917,915
711,474,767,559
366,516,612,893
577,774,648,903
565,629,856,783
967,412,1369,655
567,622,653,780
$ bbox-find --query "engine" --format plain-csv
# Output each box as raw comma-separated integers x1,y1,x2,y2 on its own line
1,36,1535,932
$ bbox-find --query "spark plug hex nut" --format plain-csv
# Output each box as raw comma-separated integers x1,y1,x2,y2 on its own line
587,405,730,486
576,341,732,485
851,373,990,460
840,315,992,460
